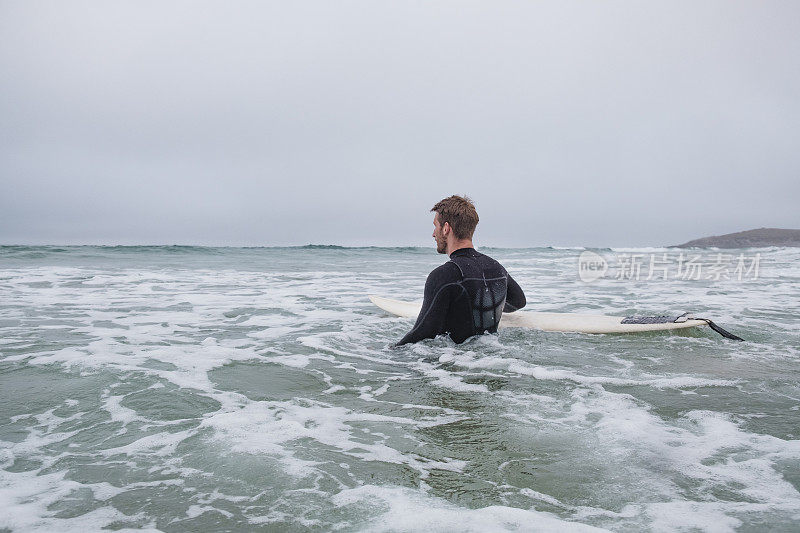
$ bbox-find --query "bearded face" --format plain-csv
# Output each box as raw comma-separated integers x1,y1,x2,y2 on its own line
432,213,447,254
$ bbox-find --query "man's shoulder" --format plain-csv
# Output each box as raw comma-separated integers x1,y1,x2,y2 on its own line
426,261,461,281
473,249,496,261
471,249,505,265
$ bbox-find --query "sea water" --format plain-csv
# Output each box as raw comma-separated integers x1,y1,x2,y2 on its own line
0,245,798,532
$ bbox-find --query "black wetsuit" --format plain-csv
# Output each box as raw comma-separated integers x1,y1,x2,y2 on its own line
396,248,526,346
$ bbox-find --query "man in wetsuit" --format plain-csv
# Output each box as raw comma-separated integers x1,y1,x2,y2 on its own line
396,195,526,346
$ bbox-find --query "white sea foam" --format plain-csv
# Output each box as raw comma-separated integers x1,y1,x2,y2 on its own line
565,389,800,525
0,469,132,532
609,247,672,253
2,248,798,531
441,353,737,389
200,399,466,479
330,485,610,532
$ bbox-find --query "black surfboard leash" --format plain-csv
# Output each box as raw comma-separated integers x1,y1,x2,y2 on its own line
695,318,745,341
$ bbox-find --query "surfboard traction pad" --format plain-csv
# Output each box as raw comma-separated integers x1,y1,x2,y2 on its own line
621,314,688,324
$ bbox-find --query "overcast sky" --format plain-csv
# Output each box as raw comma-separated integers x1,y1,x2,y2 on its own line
1,1,798,247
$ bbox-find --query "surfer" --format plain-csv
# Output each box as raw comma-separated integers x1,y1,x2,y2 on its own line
395,195,526,346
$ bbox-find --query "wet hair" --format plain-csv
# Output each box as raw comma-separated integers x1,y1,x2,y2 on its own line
431,195,479,240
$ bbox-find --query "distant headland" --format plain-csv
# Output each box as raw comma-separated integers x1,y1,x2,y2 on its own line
673,228,800,248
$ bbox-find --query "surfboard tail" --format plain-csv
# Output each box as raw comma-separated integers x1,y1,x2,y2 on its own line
621,313,744,341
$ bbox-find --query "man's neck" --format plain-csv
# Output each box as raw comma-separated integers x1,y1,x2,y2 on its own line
447,240,474,255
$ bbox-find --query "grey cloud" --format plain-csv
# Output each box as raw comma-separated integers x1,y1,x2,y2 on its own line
1,1,798,246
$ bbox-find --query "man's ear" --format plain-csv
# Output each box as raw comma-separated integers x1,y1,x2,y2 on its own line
442,221,451,236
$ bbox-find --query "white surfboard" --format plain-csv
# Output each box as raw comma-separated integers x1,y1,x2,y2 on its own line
368,295,710,334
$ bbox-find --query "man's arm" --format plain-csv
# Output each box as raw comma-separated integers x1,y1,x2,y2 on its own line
503,273,526,312
395,265,456,346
